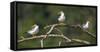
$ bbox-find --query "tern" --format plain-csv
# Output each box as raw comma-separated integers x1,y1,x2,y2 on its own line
58,11,66,23
82,21,90,30
27,24,39,37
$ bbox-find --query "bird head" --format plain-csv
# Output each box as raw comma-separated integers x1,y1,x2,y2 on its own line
58,11,64,15
87,21,90,24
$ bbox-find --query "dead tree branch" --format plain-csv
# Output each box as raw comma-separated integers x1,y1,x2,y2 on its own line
44,23,96,38
18,23,94,46
18,34,90,45
18,34,71,43
40,39,44,48
58,41,62,46
72,38,90,44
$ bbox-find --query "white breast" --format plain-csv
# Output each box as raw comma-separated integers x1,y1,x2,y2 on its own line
58,15,65,22
27,25,39,35
58,11,65,22
82,21,89,29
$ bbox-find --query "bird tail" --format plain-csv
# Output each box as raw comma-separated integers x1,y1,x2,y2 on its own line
23,32,32,37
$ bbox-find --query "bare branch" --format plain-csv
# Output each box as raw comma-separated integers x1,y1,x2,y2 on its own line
54,28,71,42
54,28,63,35
40,39,44,48
18,34,71,43
44,23,96,38
83,29,96,38
72,39,90,44
46,25,56,34
58,41,62,46
18,35,91,45
62,35,71,42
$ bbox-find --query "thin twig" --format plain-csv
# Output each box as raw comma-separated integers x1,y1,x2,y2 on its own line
58,41,62,46
54,28,63,35
46,25,56,34
55,28,71,42
74,25,96,38
83,29,96,38
40,39,44,48
43,24,57,39
72,39,90,44
61,35,71,42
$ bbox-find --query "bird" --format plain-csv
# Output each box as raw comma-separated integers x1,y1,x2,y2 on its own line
58,11,66,23
82,21,90,30
26,24,39,37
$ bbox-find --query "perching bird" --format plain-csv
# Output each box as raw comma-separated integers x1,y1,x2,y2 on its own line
26,24,39,37
58,11,66,23
82,21,90,30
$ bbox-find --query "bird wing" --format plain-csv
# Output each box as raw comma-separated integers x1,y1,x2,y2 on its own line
82,24,85,28
27,26,39,35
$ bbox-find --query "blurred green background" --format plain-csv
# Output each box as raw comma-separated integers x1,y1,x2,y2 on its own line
17,3,97,49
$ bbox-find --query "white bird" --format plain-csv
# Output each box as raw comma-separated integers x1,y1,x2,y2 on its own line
82,21,90,29
58,11,66,23
27,24,39,36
